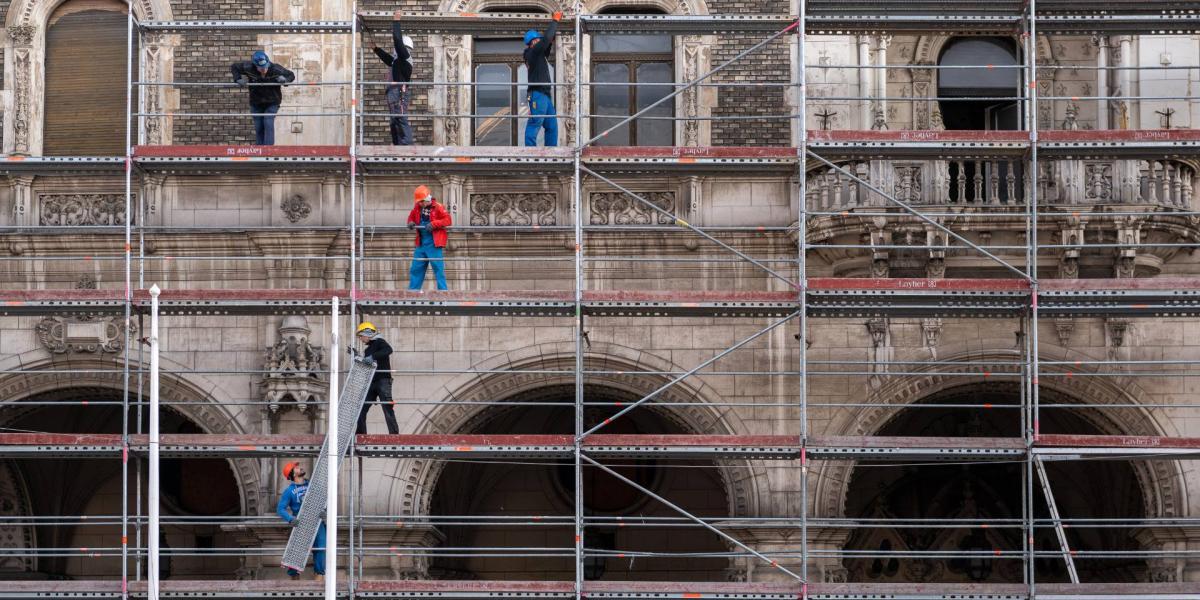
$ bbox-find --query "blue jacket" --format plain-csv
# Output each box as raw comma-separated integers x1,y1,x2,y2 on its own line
277,481,309,523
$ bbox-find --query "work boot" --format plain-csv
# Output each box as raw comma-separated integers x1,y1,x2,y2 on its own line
288,573,299,581
315,574,325,583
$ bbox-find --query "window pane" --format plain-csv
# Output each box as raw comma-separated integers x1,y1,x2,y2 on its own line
593,34,671,54
635,62,673,146
593,63,630,146
475,64,513,146
475,38,524,55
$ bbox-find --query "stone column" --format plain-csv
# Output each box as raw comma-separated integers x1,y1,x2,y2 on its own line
1091,36,1111,130
1115,35,1134,129
4,25,39,156
857,36,873,129
873,35,892,129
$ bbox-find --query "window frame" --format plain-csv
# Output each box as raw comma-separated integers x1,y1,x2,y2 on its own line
590,43,675,146
471,42,527,146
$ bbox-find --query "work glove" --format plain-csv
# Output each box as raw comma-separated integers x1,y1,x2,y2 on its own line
407,222,415,230
553,11,563,21
275,76,289,84
288,519,299,528
347,345,359,358
237,77,249,87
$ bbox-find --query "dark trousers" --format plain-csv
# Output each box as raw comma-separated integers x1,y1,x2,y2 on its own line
357,378,399,434
250,102,280,145
386,85,413,145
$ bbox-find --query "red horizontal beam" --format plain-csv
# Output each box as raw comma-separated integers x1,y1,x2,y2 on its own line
807,277,1031,292
0,289,125,305
359,580,573,593
0,433,123,446
583,290,798,302
1040,277,1200,292
133,145,350,158
1037,434,1200,450
808,130,1030,143
357,145,572,160
1041,129,1200,143
357,434,802,447
809,435,1025,450
583,146,799,159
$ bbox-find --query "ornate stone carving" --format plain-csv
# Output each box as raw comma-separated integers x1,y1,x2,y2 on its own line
76,274,97,289
280,194,312,223
12,47,33,153
560,38,577,145
1106,318,1129,361
589,191,674,225
263,316,326,416
470,193,556,226
921,318,942,358
682,40,703,146
1062,102,1080,130
1084,162,1113,201
1054,317,1075,346
39,194,131,226
142,41,165,144
6,24,36,46
36,316,132,354
894,166,921,203
442,37,464,145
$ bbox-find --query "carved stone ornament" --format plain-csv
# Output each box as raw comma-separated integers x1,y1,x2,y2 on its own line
589,191,674,225
470,193,556,226
39,194,131,226
36,316,133,354
280,194,312,223
263,316,326,417
6,24,36,46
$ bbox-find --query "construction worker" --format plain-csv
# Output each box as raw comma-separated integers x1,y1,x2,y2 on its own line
406,185,451,291
277,461,325,581
355,322,399,434
372,19,415,145
230,50,296,145
523,11,562,146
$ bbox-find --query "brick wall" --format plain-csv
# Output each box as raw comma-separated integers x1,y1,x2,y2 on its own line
708,0,792,146
170,0,265,145
360,0,441,145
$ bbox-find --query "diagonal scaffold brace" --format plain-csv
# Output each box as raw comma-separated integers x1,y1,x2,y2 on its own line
281,355,377,573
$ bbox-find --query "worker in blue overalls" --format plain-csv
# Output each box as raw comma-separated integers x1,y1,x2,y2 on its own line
278,461,326,581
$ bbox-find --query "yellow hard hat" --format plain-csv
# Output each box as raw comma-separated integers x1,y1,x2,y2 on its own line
356,322,377,335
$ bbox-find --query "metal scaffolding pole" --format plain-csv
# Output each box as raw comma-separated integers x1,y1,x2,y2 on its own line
796,0,809,594
573,6,586,598
327,297,340,600
122,4,135,598
147,285,161,600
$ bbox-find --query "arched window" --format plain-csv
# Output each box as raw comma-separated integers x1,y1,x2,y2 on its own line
43,0,137,156
937,37,1020,131
591,7,674,146
472,7,550,146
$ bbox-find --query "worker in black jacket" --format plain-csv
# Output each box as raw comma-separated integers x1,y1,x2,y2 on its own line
230,51,296,145
372,20,415,145
522,11,562,146
355,322,399,435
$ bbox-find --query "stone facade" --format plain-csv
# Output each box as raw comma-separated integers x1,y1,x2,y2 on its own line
3,0,1200,587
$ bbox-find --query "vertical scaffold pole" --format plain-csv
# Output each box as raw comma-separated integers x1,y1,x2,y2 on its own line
1025,0,1041,596
796,0,808,596
122,5,135,597
573,6,585,600
148,284,161,600
347,9,360,587
327,296,341,600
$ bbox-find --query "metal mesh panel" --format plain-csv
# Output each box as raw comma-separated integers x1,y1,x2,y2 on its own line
281,357,377,571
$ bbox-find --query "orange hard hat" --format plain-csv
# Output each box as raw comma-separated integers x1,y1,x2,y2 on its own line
283,461,300,480
414,185,432,202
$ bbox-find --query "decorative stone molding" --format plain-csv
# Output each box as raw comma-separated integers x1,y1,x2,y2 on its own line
440,35,466,146
6,24,35,46
280,194,312,223
589,191,674,225
38,194,131,226
470,192,557,226
921,318,942,358
35,316,133,354
262,316,326,417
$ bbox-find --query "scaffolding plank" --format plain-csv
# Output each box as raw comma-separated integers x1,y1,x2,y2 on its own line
282,358,376,573
1038,129,1200,158
807,435,1026,460
357,146,573,175
581,14,798,35
583,290,799,317
139,20,352,33
0,433,123,458
1036,433,1200,458
133,145,349,173
0,155,125,176
583,146,799,174
357,11,575,35
807,278,1030,319
1039,277,1200,316
0,289,127,316
808,130,1030,158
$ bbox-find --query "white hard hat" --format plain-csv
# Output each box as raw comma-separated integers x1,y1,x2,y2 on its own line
402,35,414,49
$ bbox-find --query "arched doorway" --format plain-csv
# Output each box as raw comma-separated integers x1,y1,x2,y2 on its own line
428,384,732,581
42,0,137,156
842,383,1148,584
1,387,242,579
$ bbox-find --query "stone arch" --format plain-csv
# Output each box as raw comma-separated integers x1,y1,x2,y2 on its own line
433,0,710,146
3,0,175,154
812,347,1187,525
0,460,35,574
0,355,264,516
385,341,762,522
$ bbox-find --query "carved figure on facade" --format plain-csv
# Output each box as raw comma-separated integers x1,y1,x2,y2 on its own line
39,194,131,226
262,316,326,417
470,193,557,226
280,194,312,223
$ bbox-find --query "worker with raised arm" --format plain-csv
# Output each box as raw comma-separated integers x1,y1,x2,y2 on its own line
277,462,325,581
406,185,452,291
355,322,400,434
523,11,563,146
231,51,295,145
372,18,415,145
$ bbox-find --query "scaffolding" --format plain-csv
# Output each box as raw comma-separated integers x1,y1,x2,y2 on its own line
3,0,1200,599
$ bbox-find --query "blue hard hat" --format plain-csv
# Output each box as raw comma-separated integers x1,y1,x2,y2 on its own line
252,51,270,67
524,29,540,45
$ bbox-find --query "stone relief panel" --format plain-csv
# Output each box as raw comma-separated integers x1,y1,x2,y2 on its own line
589,191,675,225
469,193,557,226
36,316,134,354
38,194,133,226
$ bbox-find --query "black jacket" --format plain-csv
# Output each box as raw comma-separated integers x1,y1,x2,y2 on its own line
362,338,393,381
230,61,296,106
373,21,413,84
523,21,557,96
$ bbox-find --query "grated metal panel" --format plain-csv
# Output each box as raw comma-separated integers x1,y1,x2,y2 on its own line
280,358,376,572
